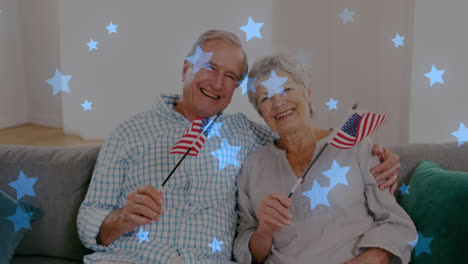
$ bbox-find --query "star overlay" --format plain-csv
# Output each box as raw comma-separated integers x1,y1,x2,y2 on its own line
208,237,223,253
303,160,351,210
414,232,433,257
398,183,410,195
8,170,38,200
210,139,242,171
325,97,338,111
135,227,150,243
261,70,288,99
86,38,98,51
81,100,93,112
106,22,118,34
424,65,445,87
7,206,33,232
237,73,256,94
339,8,355,24
451,122,468,147
45,69,72,96
392,33,405,47
240,17,263,41
186,45,214,74
207,122,222,139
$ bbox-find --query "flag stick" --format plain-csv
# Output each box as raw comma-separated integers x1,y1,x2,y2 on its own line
161,115,219,187
288,143,329,197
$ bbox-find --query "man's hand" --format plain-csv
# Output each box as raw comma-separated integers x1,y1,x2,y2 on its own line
256,192,293,239
344,247,394,264
97,185,165,246
371,144,400,194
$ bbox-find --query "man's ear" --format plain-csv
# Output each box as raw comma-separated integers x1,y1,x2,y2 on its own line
182,60,191,82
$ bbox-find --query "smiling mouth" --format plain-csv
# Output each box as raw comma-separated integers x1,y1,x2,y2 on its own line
275,109,295,120
200,88,220,99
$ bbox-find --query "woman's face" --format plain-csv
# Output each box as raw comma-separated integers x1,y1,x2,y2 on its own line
256,70,312,136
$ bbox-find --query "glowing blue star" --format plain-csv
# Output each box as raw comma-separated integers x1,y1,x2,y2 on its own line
237,73,256,94
451,122,468,147
339,8,355,24
292,49,313,67
392,33,405,48
240,17,263,41
45,69,72,96
414,232,432,256
186,45,214,74
208,237,223,253
322,160,350,188
106,22,118,34
424,65,445,87
210,139,242,171
261,70,288,99
7,206,33,232
207,122,223,139
398,183,410,195
135,227,150,243
86,38,98,51
325,97,338,111
408,235,418,248
81,100,93,112
303,180,332,209
9,170,38,200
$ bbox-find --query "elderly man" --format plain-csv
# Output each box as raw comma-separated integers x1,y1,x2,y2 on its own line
77,30,401,264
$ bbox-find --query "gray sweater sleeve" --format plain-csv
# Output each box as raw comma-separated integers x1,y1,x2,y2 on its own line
233,157,257,263
355,137,418,264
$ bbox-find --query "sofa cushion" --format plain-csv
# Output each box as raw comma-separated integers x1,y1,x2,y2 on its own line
399,160,467,264
0,144,101,260
0,190,42,264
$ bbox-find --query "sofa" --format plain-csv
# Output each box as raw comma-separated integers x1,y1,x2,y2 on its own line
0,141,467,263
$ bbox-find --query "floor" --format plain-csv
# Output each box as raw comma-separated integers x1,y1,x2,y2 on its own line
0,124,104,147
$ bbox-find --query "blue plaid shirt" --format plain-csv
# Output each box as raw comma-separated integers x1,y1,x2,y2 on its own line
77,94,275,264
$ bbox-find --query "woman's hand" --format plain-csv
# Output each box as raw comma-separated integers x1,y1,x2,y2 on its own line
256,192,293,239
344,247,394,264
371,144,401,194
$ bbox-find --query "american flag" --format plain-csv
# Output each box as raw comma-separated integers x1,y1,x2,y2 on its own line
330,111,387,149
169,117,214,156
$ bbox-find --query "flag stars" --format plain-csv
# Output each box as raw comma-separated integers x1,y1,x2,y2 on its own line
106,22,118,34
86,38,98,51
240,17,264,42
325,97,338,111
208,237,223,253
424,65,445,87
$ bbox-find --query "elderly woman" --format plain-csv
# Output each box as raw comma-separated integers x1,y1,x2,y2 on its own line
233,55,417,264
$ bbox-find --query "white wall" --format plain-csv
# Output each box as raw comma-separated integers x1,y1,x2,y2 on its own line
57,0,273,139
272,0,414,146
0,0,28,129
409,0,468,144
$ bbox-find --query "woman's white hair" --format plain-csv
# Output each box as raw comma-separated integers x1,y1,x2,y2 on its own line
247,54,315,118
187,30,248,78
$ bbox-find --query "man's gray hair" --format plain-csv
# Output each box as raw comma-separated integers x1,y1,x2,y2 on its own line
187,30,248,78
247,54,315,118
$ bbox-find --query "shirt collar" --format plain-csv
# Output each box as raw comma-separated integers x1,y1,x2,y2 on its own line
152,93,224,122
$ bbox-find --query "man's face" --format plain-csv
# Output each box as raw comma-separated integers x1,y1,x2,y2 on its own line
180,38,245,118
